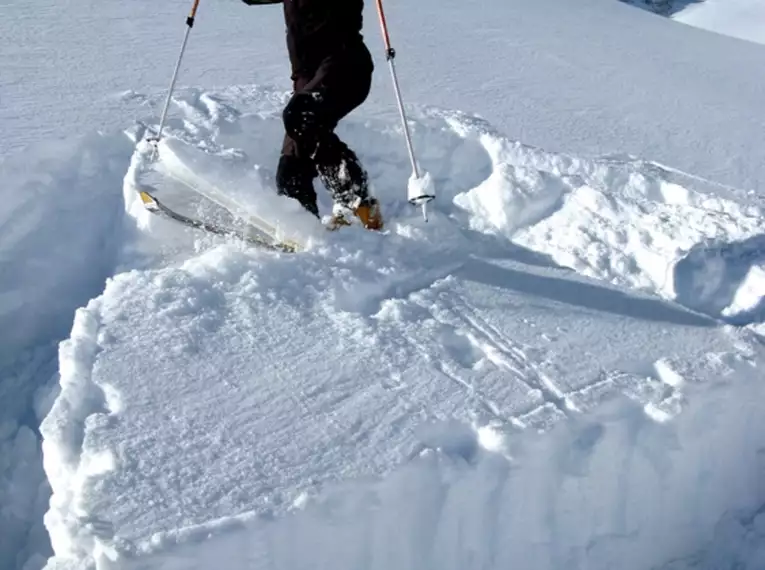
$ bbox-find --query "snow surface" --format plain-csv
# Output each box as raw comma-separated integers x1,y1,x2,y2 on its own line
674,0,765,45
2,0,765,569
6,0,765,189
0,133,133,570
40,87,765,570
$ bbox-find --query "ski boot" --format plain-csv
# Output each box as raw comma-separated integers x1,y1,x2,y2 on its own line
327,197,384,231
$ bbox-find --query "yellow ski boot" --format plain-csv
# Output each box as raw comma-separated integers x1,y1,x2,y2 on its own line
354,198,384,230
327,198,384,231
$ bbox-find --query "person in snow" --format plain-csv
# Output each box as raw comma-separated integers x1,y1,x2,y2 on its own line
241,0,383,230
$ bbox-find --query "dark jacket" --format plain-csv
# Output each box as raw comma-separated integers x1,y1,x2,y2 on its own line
242,0,367,80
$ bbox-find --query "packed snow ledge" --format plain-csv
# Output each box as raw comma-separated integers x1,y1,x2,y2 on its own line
40,86,765,570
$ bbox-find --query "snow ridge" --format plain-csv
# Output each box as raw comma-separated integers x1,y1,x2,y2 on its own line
40,300,122,565
443,110,765,327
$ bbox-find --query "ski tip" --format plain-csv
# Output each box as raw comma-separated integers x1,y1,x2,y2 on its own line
138,190,159,211
280,239,301,253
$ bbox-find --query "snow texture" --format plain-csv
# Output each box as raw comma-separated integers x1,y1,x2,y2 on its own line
6,0,765,190
0,134,132,570
39,87,765,570
674,0,765,45
2,0,765,569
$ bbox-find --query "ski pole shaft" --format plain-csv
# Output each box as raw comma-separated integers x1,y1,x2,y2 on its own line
374,0,419,179
151,0,201,156
374,0,393,54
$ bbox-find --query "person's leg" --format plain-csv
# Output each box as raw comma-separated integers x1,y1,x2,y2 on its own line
314,133,371,211
283,45,382,226
274,133,319,217
281,90,371,209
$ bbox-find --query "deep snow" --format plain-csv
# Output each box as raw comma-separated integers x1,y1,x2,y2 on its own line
0,134,133,570
40,86,765,570
2,0,765,569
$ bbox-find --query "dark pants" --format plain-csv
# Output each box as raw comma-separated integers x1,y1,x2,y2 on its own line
276,41,374,217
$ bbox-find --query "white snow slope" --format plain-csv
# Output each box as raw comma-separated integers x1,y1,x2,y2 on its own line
1,0,764,569
674,0,765,45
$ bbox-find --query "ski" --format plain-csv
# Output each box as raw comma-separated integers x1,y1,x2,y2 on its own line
155,146,288,242
137,190,300,253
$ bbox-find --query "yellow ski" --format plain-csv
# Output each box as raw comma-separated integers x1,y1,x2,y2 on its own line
138,190,300,253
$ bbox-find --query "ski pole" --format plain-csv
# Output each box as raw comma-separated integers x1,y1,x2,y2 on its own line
149,0,202,159
374,0,435,221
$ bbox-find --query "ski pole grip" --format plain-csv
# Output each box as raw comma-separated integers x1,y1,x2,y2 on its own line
187,0,201,27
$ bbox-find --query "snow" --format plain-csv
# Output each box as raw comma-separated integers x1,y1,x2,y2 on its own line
0,133,132,570
0,135,131,360
6,0,765,189
101,383,765,570
39,88,765,570
453,136,765,323
0,421,49,570
674,0,765,45
2,0,765,569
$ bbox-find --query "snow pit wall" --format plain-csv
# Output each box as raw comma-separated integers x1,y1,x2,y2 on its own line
79,361,765,570
0,132,132,570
